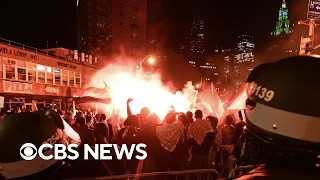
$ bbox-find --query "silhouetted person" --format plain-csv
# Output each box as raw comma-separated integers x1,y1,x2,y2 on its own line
187,110,214,169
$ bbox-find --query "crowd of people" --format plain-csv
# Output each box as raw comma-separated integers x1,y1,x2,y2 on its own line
0,55,319,180
0,99,244,179
55,98,243,178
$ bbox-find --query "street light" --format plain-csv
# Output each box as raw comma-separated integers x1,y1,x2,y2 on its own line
148,57,155,64
140,55,156,73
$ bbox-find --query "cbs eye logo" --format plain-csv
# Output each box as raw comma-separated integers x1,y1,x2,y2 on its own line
20,143,37,160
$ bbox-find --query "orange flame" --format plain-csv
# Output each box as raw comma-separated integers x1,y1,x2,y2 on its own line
87,62,225,120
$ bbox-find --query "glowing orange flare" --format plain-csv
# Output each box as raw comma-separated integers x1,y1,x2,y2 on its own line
148,57,155,64
86,63,225,121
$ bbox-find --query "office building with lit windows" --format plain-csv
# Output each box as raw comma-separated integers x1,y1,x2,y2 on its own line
186,20,206,70
203,47,233,99
0,40,97,111
77,0,147,60
234,35,255,92
200,62,218,81
190,20,205,54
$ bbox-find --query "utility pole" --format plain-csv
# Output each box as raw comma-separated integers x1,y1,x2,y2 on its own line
299,0,320,55
298,19,317,55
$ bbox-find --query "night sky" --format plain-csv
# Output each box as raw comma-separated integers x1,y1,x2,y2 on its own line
0,0,309,53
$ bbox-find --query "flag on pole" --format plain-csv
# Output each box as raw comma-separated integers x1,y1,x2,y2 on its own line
103,81,111,94
210,82,225,118
195,82,214,115
32,100,38,112
72,100,76,117
193,79,203,107
195,82,225,118
73,97,112,104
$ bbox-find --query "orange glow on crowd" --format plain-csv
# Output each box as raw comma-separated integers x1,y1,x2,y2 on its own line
81,59,225,120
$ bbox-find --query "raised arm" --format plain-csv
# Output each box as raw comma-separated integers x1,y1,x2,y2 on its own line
126,98,133,116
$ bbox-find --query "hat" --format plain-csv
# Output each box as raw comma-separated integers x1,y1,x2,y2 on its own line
243,56,320,149
0,109,79,179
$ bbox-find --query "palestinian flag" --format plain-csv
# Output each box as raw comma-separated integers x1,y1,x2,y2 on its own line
73,96,112,104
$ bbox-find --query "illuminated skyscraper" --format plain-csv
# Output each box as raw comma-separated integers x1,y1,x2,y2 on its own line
234,35,255,92
190,20,205,54
271,0,293,36
267,0,298,61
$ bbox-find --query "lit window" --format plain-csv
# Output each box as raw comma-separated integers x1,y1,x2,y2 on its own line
17,68,26,81
47,67,52,72
54,69,61,85
62,70,68,86
36,65,46,71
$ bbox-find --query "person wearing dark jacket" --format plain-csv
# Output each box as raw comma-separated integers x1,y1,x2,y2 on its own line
118,115,145,174
154,112,185,172
66,123,125,178
74,116,93,145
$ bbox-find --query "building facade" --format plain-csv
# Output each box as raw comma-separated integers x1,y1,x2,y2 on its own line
234,35,255,92
78,0,147,60
267,0,298,61
271,0,293,36
77,0,112,56
190,20,205,55
0,40,97,111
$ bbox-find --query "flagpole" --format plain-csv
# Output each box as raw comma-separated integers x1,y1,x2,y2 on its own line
72,100,76,117
211,82,218,117
46,41,49,55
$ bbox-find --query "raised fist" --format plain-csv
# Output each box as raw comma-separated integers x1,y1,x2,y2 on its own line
127,98,133,104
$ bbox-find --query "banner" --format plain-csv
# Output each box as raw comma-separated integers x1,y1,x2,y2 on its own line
73,97,112,104
3,81,33,94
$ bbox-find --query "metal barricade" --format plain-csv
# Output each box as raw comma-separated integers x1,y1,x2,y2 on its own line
64,169,220,180
227,155,237,174
228,165,254,178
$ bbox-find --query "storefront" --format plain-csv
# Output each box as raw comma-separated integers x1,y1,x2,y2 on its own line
0,80,81,111
0,42,98,112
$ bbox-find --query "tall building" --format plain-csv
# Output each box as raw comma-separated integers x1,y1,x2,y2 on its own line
77,0,112,56
234,35,255,92
221,48,233,86
207,47,234,100
190,20,205,54
267,0,298,61
186,20,206,69
271,0,293,36
146,0,163,53
77,0,147,61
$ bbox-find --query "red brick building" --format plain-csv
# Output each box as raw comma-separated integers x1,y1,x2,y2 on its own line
0,40,97,111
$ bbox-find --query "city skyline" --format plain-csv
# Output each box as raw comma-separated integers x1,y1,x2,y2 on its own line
0,0,308,53
0,0,312,91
